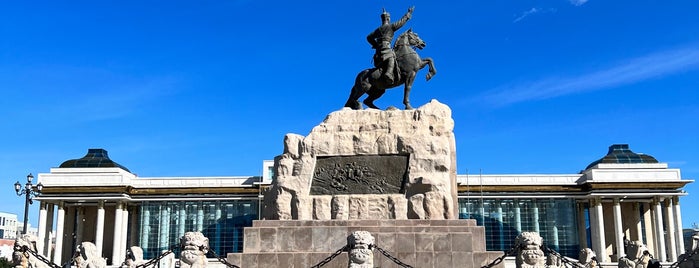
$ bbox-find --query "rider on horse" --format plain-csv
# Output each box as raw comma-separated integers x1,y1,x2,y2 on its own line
366,7,414,84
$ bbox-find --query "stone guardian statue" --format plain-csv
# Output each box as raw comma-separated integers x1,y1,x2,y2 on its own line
347,231,375,268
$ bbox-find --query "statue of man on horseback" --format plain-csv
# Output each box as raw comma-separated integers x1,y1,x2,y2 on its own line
367,7,414,84
345,6,437,110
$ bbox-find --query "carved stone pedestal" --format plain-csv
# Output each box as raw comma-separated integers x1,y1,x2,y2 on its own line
226,219,504,268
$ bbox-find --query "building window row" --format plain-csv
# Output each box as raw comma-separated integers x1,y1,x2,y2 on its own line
458,198,580,258
136,200,258,259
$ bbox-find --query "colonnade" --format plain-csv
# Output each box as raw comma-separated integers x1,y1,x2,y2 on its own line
585,196,685,263
34,201,131,266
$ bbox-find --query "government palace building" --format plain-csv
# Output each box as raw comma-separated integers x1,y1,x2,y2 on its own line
33,144,691,266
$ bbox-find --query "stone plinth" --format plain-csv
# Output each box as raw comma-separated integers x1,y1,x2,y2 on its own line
263,100,459,220
226,219,504,268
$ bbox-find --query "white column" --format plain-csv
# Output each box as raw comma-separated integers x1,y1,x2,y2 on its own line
590,198,607,263
633,203,643,243
45,204,54,257
120,206,129,255
196,205,204,231
112,202,124,265
613,198,625,259
653,198,667,262
95,201,105,258
533,201,540,233
673,197,685,255
53,202,65,265
514,200,522,232
37,202,48,256
664,199,677,261
496,202,504,249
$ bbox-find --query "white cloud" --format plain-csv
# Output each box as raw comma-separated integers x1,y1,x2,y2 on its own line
513,7,557,23
569,0,588,6
514,8,540,23
477,46,699,107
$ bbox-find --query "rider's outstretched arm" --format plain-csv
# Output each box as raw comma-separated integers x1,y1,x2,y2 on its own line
391,7,413,30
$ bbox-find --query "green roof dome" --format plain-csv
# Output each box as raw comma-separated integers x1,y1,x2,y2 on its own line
585,144,658,170
59,149,130,172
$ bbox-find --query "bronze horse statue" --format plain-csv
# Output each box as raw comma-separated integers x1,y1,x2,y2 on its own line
344,29,437,110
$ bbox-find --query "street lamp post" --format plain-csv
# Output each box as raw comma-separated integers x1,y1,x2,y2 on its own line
14,173,43,235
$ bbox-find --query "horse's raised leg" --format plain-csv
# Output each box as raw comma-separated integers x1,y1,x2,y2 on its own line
363,88,386,110
420,57,437,81
344,84,364,110
403,72,416,110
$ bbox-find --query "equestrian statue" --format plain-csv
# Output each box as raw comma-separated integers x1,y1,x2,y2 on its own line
344,6,437,110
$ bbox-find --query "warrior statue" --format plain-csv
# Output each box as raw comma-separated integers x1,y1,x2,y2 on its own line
345,6,436,110
367,7,414,84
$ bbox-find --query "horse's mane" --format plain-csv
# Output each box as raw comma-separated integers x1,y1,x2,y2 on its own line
392,30,411,49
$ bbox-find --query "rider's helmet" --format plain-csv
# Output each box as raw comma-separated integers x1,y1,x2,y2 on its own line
381,8,390,21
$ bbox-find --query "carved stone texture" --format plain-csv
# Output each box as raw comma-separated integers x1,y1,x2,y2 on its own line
618,240,655,268
311,155,407,195
179,232,209,268
262,100,458,220
73,242,107,268
514,232,546,268
577,248,597,268
347,231,375,268
122,246,145,268
12,234,49,268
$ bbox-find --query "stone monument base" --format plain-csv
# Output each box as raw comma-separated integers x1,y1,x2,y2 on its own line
226,219,504,268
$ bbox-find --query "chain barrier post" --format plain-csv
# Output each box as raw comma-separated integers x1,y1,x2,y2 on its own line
135,244,181,268
373,245,414,268
480,244,518,268
205,247,241,268
310,245,349,268
541,245,586,268
19,245,63,268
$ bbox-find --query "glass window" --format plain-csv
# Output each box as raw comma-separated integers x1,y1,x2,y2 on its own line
459,198,580,258
137,200,258,259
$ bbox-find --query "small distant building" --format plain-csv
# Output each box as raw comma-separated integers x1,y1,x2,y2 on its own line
0,212,19,240
32,145,693,266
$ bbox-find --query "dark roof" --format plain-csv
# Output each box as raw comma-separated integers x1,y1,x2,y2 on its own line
59,149,131,172
585,144,658,170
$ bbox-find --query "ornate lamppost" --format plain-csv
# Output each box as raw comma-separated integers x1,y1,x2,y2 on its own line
14,173,43,234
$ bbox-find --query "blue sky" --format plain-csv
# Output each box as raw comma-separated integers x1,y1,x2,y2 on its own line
1,1,698,229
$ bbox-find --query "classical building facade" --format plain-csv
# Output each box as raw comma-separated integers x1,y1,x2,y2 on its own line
34,145,691,266
0,212,19,239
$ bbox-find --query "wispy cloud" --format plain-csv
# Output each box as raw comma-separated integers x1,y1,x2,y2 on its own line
513,7,557,23
514,8,540,23
569,0,588,6
477,46,699,107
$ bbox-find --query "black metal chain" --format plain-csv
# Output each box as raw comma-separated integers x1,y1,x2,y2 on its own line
135,244,180,268
480,244,518,268
669,246,699,268
374,245,415,268
205,246,242,268
541,245,587,268
310,245,348,268
18,245,63,268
